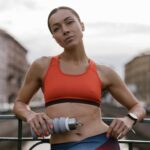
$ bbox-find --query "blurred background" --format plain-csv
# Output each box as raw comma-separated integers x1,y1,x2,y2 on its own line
0,0,150,150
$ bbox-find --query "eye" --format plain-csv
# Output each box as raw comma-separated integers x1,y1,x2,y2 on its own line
66,20,74,25
53,27,59,33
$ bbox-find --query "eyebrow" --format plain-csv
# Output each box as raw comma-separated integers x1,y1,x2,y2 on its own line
51,16,74,27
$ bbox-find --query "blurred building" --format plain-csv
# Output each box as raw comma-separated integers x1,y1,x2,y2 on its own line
125,51,150,103
0,29,28,106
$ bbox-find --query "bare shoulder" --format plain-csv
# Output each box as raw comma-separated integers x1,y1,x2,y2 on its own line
32,56,52,68
30,56,52,71
28,56,52,80
95,63,121,88
96,63,117,76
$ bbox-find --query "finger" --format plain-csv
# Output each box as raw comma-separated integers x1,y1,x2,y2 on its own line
118,127,129,139
113,121,125,138
117,132,122,140
37,116,48,136
124,126,130,135
111,121,122,138
107,119,117,138
116,121,126,134
30,121,42,137
116,127,126,139
30,122,39,136
42,114,53,130
33,118,44,136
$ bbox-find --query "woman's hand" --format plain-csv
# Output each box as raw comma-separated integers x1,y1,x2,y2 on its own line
106,116,135,139
27,112,53,137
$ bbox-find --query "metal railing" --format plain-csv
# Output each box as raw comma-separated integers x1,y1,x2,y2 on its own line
0,114,150,150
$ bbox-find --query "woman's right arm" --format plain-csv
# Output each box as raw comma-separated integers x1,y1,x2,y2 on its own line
13,59,41,120
13,59,52,136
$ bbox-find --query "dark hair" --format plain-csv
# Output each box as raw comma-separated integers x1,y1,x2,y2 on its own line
47,6,81,33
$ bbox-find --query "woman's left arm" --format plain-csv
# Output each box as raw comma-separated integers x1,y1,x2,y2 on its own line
102,66,146,139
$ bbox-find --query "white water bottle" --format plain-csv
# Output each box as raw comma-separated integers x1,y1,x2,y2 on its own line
31,117,82,139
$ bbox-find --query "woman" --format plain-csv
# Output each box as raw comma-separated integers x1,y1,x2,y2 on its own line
13,6,146,150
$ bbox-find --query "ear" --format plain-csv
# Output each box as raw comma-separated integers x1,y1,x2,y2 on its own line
81,22,85,31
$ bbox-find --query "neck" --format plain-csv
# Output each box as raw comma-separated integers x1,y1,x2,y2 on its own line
61,42,88,62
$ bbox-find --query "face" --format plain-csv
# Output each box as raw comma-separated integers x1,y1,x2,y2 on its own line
49,9,84,49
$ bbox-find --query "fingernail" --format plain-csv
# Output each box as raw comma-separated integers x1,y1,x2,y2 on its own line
46,130,49,135
48,124,53,129
50,124,53,128
36,131,41,136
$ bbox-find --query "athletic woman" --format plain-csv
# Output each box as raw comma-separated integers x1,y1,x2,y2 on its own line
13,6,146,150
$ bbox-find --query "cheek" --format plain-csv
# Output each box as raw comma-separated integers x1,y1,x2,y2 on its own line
75,25,83,37
53,35,64,46
76,29,83,39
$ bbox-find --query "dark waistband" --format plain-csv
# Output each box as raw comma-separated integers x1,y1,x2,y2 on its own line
51,133,108,149
51,132,120,150
45,98,101,107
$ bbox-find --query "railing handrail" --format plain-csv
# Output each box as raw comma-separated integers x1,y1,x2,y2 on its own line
1,114,150,122
103,117,150,123
0,114,150,150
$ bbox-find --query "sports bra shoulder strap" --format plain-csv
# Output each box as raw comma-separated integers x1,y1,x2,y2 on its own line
50,55,59,66
90,59,97,71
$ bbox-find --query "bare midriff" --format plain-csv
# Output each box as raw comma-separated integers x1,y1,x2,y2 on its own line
45,102,109,144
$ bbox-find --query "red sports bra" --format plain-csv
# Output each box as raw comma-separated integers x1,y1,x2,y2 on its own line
43,55,102,107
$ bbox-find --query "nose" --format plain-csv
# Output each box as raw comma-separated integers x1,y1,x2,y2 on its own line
62,24,70,35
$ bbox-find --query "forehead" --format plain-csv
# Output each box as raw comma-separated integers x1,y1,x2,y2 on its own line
49,9,77,26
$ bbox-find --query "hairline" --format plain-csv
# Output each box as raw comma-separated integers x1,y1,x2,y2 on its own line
50,16,78,28
47,7,81,33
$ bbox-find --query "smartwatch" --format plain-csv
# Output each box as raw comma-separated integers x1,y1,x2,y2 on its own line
127,113,138,125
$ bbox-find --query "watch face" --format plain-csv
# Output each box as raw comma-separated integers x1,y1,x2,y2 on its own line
128,113,138,125
129,113,138,120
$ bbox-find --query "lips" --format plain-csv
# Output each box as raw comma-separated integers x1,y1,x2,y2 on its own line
64,36,74,43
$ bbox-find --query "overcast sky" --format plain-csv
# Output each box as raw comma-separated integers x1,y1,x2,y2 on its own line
0,0,150,77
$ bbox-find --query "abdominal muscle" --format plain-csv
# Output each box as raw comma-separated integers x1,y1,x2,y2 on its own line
45,102,109,144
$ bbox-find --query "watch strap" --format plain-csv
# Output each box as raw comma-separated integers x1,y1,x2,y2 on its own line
127,113,137,125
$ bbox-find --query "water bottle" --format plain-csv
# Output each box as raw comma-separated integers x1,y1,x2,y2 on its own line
31,117,82,139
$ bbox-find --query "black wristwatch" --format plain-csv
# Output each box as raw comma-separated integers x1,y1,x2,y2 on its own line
127,113,138,125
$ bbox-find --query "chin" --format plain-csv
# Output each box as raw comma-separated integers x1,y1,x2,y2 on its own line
64,41,79,49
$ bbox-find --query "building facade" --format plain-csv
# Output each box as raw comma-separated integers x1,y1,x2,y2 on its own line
125,51,150,103
0,29,28,105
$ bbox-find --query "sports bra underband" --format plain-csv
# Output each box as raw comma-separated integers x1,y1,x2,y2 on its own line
43,55,102,107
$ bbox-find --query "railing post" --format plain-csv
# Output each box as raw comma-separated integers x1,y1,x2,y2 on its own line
128,143,133,150
18,118,22,150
